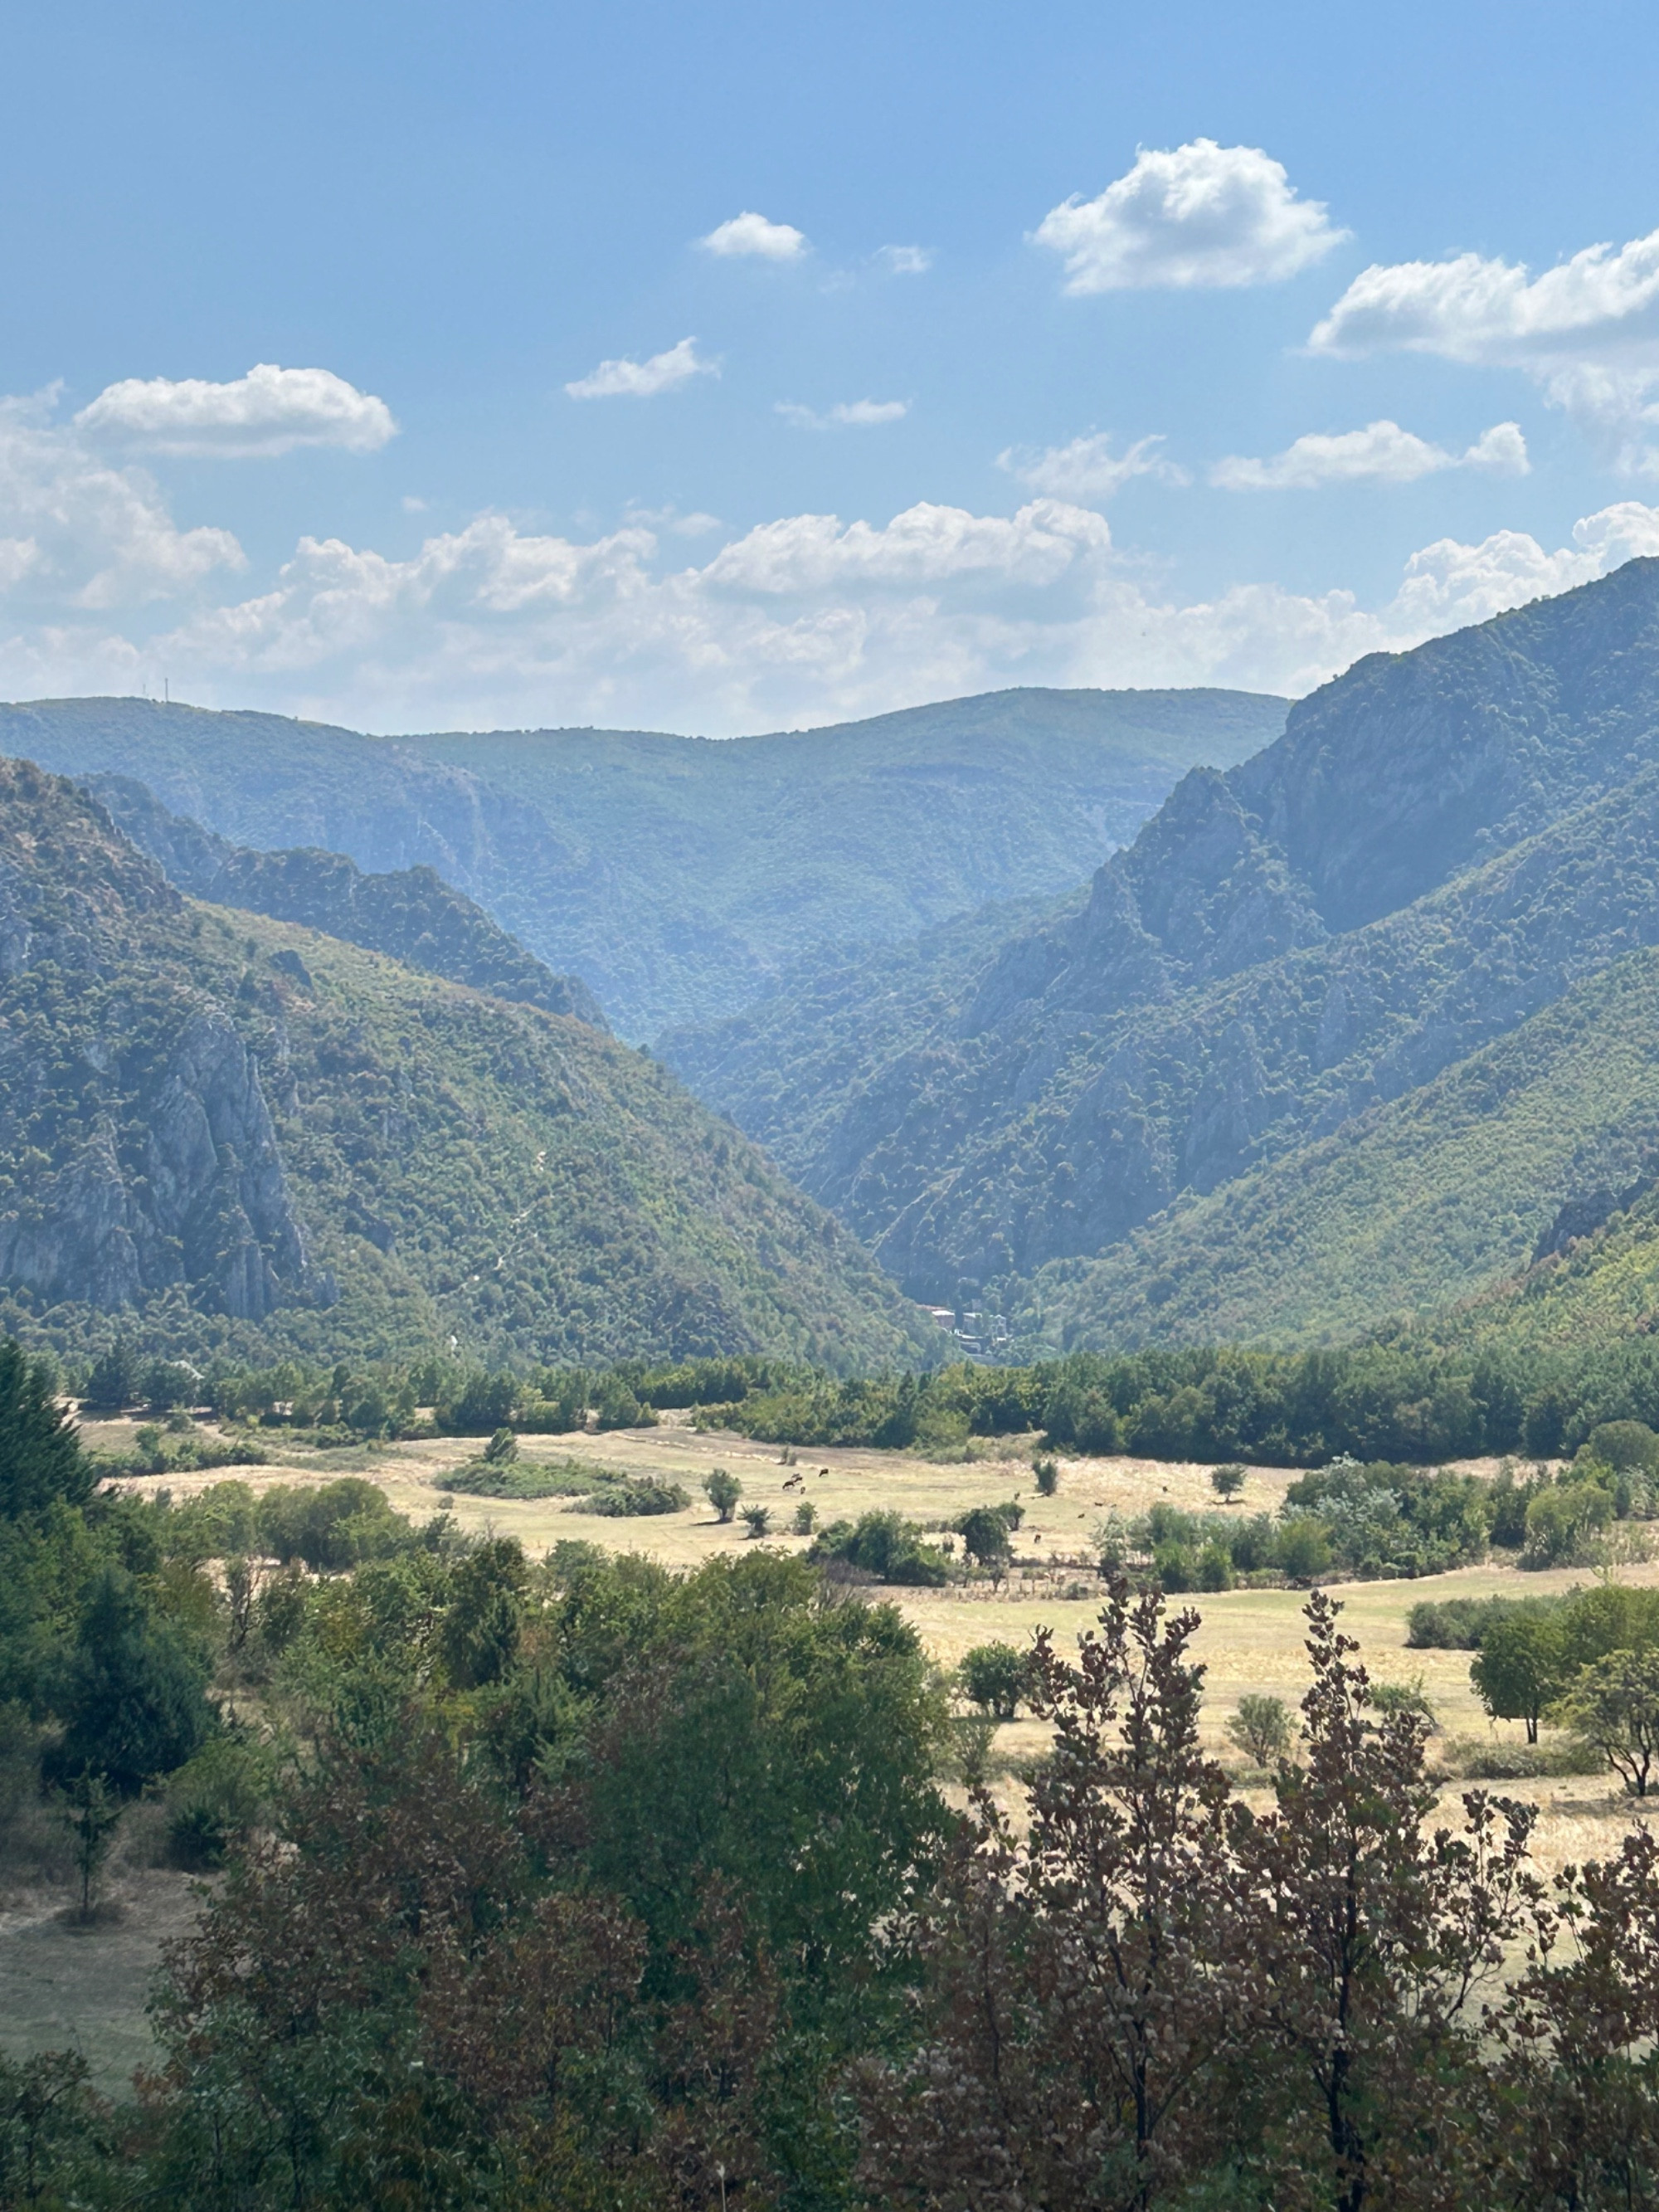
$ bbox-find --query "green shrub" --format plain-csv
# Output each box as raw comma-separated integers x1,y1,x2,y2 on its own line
1196,1542,1235,1592
1227,1693,1292,1766
1407,1596,1529,1649
956,1507,1013,1571
164,1733,273,1868
1521,1479,1613,1567
703,1469,742,1522
1370,1678,1438,1731
438,1455,610,1501
439,1372,518,1435
1275,1516,1334,1584
1153,1542,1194,1592
809,1512,951,1586
1437,1734,1605,1781
567,1479,688,1518
959,1641,1027,1721
256,1479,411,1571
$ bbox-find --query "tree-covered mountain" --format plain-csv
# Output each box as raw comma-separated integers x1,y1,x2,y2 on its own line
1019,948,1659,1348
662,558,1659,1332
1417,1152,1659,1367
0,687,1285,1037
0,758,939,1372
77,772,604,1026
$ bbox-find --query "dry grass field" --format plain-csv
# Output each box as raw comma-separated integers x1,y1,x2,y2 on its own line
12,1411,1645,2091
96,1408,1659,1887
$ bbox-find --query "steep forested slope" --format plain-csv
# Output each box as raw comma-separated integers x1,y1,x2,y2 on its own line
1019,950,1659,1348
1422,1164,1659,1364
0,759,937,1371
664,558,1659,1312
1,687,1285,1035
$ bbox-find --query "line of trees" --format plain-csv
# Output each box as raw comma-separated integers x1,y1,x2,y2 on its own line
51,1328,1659,1474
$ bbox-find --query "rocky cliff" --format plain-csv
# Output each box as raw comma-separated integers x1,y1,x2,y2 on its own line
0,763,309,1320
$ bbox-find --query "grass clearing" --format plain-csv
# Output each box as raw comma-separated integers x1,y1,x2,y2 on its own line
103,1416,1659,1980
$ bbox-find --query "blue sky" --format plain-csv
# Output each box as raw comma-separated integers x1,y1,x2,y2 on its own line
2,0,1659,733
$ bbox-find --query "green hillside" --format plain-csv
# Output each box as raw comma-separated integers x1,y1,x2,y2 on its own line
0,759,937,1372
659,884,1084,1186
1431,1172,1659,1362
1023,950,1659,1350
0,687,1285,1036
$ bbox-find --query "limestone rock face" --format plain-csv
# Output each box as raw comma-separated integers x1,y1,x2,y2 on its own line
0,760,310,1319
0,1126,148,1311
144,1013,307,1317
0,1013,306,1318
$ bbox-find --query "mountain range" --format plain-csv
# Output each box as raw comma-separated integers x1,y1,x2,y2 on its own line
661,558,1659,1347
0,686,1285,1038
12,560,1659,1371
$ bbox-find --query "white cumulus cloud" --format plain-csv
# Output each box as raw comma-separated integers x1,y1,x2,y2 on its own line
1212,418,1529,490
1310,227,1659,471
698,211,808,261
0,395,244,609
4,377,1657,733
1034,139,1347,295
564,338,718,401
74,363,397,457
775,398,910,431
1311,230,1659,363
101,492,1652,730
998,431,1187,501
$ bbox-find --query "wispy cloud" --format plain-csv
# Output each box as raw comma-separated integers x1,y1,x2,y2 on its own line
1213,418,1529,490
565,338,718,401
624,503,722,537
75,363,397,457
776,398,910,430
876,244,932,275
1034,139,1346,295
998,430,1186,500
698,211,808,261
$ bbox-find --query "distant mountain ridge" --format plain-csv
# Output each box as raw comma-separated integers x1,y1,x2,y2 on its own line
77,772,605,1026
0,687,1287,1037
661,558,1659,1342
